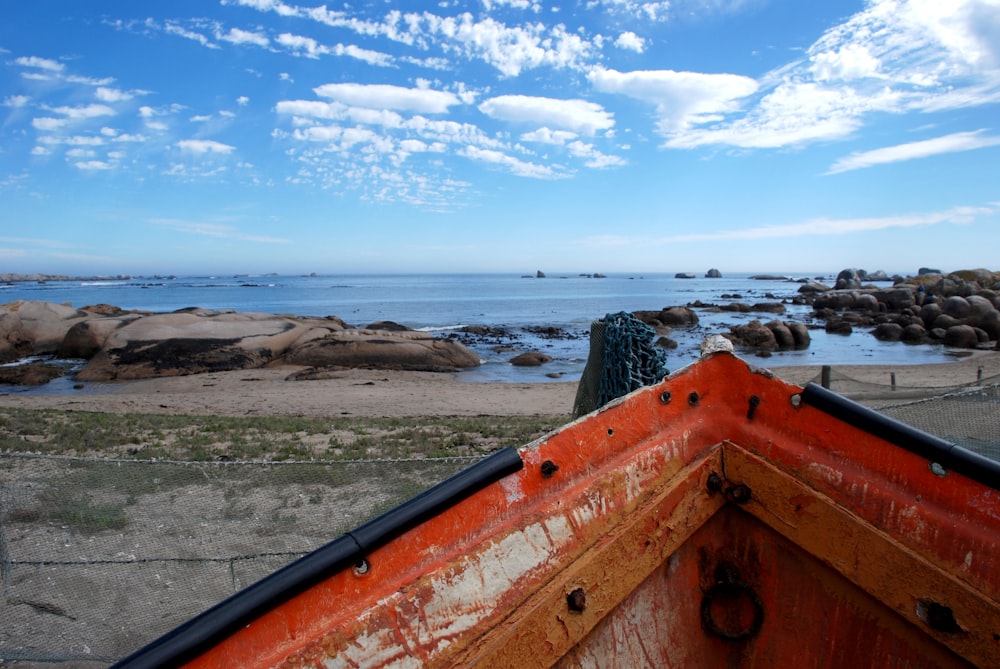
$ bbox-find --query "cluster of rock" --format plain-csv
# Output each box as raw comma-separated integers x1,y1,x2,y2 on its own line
0,300,481,385
800,268,1000,350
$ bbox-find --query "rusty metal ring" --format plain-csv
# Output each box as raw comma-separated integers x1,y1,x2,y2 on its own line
700,581,764,641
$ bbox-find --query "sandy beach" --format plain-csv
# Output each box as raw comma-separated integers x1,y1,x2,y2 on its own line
1,351,997,418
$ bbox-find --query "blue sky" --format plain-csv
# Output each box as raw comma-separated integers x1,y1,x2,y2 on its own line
2,0,999,276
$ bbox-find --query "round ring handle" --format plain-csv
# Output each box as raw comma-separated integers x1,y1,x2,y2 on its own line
700,581,764,641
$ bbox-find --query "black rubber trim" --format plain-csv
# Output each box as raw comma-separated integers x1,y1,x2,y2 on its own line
800,383,1000,490
111,447,524,669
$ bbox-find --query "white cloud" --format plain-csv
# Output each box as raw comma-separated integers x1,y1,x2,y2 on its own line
176,139,236,154
277,32,323,57
163,21,217,48
811,44,882,82
586,0,672,22
237,96,250,106
15,56,64,71
614,31,646,53
217,27,270,48
647,0,1000,152
314,83,462,114
3,95,30,107
113,133,148,143
74,160,113,170
459,145,559,178
479,95,614,135
275,32,393,65
521,128,579,144
32,117,68,131
566,140,627,168
48,104,117,120
95,87,134,102
828,130,1000,174
412,13,597,76
588,67,758,134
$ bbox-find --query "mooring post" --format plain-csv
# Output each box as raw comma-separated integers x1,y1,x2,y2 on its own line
821,365,831,389
891,372,896,391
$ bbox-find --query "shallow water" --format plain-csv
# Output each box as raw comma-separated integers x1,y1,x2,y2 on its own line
0,272,959,387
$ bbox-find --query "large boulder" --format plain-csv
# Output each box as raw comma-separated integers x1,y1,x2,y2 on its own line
765,321,795,348
835,269,862,290
59,314,144,359
284,329,480,371
725,320,777,350
0,310,32,363
873,323,904,342
978,310,1000,341
941,296,972,320
901,323,928,343
75,311,339,381
509,351,553,366
943,325,980,348
0,300,91,357
634,307,699,327
786,322,811,349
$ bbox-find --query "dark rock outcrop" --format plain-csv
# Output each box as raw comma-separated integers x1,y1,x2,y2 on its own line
802,268,1000,350
510,351,552,366
634,307,699,327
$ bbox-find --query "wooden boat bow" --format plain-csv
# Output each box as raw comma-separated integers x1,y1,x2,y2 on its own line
114,352,1000,668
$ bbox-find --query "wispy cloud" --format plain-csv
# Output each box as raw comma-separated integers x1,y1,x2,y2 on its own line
660,205,993,243
641,0,1000,151
150,218,291,243
828,130,1000,174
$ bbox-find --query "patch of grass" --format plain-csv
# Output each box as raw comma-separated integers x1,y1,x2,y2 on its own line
0,408,567,462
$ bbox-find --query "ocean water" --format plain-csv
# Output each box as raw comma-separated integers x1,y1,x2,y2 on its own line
1,272,960,385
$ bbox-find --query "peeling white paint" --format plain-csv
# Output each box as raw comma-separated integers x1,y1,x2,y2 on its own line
499,472,526,505
416,519,569,642
805,462,844,487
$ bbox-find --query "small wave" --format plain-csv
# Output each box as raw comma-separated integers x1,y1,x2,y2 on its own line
417,324,468,333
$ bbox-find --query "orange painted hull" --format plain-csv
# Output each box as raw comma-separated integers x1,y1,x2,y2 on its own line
114,353,1000,668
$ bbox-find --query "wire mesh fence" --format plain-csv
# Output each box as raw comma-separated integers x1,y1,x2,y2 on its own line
0,455,482,666
804,366,1000,464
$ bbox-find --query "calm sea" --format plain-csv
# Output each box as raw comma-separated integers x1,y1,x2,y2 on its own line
1,272,958,385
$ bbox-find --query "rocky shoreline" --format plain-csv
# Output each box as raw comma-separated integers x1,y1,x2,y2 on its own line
2,267,999,387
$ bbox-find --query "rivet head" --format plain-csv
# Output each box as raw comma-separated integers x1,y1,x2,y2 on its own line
540,460,559,478
688,392,700,406
567,588,587,612
707,472,723,493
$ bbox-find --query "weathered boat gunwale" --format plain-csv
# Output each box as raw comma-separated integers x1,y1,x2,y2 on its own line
800,381,1000,490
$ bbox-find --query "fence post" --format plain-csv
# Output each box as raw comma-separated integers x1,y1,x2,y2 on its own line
821,365,831,389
